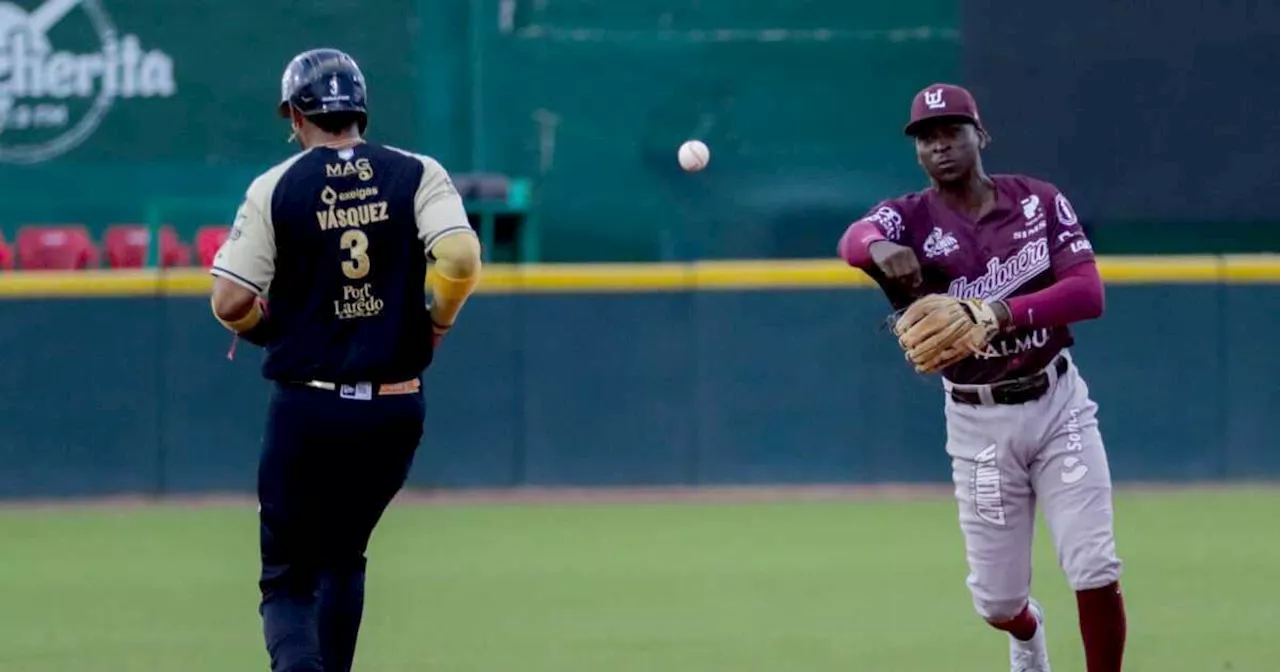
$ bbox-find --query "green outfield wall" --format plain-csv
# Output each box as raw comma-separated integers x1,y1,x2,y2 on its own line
0,256,1277,499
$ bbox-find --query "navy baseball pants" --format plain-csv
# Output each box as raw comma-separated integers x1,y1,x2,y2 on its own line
257,382,424,672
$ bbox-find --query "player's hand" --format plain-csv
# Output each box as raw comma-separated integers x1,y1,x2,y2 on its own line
869,240,922,289
425,301,449,349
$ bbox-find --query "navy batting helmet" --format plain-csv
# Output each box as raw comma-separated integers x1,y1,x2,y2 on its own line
278,48,368,132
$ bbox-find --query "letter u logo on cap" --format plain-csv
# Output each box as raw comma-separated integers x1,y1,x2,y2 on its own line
924,88,946,110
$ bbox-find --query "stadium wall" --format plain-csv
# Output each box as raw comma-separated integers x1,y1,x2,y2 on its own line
1,256,1277,499
6,1,1272,265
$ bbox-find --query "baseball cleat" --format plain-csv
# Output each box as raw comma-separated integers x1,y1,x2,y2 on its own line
1009,598,1051,672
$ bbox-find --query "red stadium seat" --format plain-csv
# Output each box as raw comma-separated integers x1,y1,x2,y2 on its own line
0,232,13,271
104,225,194,269
103,225,150,268
160,227,194,267
16,225,99,270
196,225,230,268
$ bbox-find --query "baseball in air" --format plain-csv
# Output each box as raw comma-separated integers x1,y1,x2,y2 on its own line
678,140,710,172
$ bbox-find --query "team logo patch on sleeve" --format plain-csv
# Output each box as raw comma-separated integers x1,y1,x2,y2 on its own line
865,206,904,240
1055,193,1079,227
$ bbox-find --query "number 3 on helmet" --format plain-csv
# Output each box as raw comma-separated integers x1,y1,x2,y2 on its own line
278,48,369,134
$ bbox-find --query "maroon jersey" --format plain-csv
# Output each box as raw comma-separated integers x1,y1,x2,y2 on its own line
855,174,1096,385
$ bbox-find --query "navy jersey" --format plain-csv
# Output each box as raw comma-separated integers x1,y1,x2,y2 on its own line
211,142,475,383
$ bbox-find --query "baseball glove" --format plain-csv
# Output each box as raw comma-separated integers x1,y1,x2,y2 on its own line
892,294,1002,373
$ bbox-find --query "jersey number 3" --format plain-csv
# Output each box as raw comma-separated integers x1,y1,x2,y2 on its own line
341,230,370,280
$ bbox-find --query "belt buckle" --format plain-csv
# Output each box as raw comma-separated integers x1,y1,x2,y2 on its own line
993,373,1048,403
339,382,374,401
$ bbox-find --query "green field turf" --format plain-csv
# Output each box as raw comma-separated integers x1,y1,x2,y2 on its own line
1,486,1276,671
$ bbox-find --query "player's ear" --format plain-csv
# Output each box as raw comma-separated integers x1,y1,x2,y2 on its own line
977,128,991,150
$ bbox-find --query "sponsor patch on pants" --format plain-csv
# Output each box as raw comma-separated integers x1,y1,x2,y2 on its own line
1061,408,1090,484
971,444,1006,526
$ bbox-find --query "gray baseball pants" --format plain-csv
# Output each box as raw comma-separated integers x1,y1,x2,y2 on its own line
943,351,1123,622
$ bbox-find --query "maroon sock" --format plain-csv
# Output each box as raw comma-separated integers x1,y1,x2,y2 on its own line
989,604,1039,641
1077,582,1127,672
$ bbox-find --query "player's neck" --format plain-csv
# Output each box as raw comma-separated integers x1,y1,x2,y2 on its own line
309,134,364,150
934,170,995,218
298,126,364,150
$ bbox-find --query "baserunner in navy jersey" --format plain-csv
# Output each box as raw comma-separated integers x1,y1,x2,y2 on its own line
838,84,1127,672
209,48,482,672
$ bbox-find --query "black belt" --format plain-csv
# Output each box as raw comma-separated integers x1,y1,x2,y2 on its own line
949,356,1069,406
287,378,421,398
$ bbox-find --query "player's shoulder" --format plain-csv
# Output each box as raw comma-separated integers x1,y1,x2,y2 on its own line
378,144,450,176
244,148,315,206
992,174,1064,198
993,174,1080,225
862,189,930,230
877,189,930,211
378,145,461,200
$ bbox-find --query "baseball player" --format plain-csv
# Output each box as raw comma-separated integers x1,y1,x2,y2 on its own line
209,48,482,671
837,84,1127,672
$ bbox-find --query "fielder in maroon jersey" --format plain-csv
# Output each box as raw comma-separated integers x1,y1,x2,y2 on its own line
838,84,1128,672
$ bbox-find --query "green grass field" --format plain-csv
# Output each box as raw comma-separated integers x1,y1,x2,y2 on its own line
1,486,1277,671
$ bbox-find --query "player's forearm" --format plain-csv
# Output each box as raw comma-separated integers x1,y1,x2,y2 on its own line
211,279,262,332
428,233,482,327
211,279,274,347
837,220,885,268
1005,261,1105,329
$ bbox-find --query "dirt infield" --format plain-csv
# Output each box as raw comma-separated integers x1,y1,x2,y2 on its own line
3,481,1276,511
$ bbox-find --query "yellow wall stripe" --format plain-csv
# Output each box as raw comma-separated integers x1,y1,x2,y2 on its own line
1,255,1279,298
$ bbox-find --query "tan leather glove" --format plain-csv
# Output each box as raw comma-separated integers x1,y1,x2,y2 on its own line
893,294,1002,373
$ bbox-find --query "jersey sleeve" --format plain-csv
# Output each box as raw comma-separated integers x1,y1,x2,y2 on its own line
412,156,476,257
1046,186,1095,273
211,176,277,295
845,198,921,311
856,201,908,243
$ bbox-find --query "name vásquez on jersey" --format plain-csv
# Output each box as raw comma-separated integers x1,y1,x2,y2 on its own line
316,200,390,231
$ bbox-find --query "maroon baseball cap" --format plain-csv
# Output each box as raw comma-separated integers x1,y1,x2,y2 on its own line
904,83,985,136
